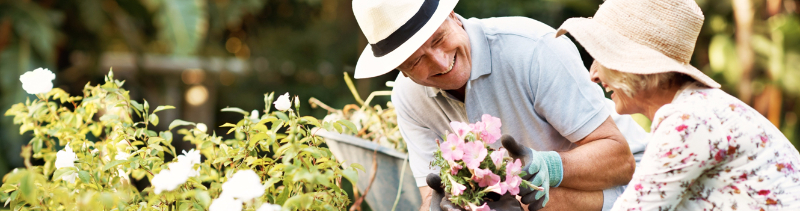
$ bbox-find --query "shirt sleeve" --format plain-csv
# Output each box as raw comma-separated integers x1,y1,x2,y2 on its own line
392,90,442,187
611,111,726,211
529,34,611,142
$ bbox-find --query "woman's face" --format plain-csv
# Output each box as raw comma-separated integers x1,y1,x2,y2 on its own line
589,63,644,115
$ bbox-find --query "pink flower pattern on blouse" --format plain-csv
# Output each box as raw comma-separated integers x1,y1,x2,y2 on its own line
612,83,800,211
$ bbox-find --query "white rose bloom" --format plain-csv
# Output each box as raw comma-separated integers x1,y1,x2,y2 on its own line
220,170,265,201
19,68,56,94
273,92,291,112
196,123,208,133
151,169,185,194
55,145,77,169
250,110,260,122
256,203,282,211
178,149,201,165
209,196,242,211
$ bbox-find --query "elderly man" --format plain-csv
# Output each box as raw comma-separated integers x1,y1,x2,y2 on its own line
351,0,648,210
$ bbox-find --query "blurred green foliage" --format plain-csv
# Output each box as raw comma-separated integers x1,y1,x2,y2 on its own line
1,0,798,189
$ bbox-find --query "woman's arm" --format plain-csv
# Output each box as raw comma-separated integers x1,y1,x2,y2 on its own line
611,112,725,210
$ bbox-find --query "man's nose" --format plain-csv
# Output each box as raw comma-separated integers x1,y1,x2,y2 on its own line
429,49,450,71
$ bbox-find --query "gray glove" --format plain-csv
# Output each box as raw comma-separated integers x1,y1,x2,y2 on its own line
426,174,523,211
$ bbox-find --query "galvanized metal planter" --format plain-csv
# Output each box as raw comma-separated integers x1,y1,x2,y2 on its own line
316,130,421,211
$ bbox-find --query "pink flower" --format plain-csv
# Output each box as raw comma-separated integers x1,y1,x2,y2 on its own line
503,175,522,195
450,178,466,196
448,160,463,175
490,148,506,167
506,159,522,176
469,202,492,211
472,168,501,187
450,121,473,139
634,184,643,191
485,179,507,195
675,124,688,132
471,122,487,136
480,114,502,144
462,141,488,170
441,134,465,161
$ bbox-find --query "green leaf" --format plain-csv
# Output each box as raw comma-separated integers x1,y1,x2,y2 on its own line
131,100,144,112
299,116,321,127
103,160,131,171
19,171,35,202
220,107,248,115
149,113,159,126
169,119,196,130
31,138,42,154
275,112,290,122
275,184,292,205
219,123,237,128
52,168,76,181
350,163,366,173
342,169,358,185
78,171,92,184
153,105,176,113
336,120,358,133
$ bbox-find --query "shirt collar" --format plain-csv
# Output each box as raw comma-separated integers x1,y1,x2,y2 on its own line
425,14,492,98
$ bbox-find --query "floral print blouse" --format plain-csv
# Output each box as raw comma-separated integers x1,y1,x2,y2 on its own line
612,83,800,211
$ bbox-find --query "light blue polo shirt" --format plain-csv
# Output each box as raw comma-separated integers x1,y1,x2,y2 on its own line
392,15,648,210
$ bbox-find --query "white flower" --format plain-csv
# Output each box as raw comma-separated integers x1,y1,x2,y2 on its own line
19,68,56,94
55,145,77,169
256,203,282,211
151,169,185,194
250,110,260,122
178,149,201,165
273,92,291,111
196,123,208,133
152,155,201,194
220,170,265,201
209,196,242,211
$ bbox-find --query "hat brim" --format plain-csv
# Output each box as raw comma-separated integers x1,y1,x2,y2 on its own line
556,18,720,88
354,0,459,79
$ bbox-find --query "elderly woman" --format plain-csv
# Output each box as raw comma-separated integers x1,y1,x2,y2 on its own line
555,0,800,210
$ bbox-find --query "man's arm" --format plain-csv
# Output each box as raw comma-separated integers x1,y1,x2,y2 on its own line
558,116,635,190
418,187,433,211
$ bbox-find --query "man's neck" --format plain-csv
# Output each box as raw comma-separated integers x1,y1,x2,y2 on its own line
445,85,467,102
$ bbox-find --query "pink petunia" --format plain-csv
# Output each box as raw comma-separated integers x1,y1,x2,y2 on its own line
462,141,488,170
441,134,465,161
506,159,522,176
469,202,492,211
480,114,502,144
472,168,501,187
471,122,487,137
448,160,463,175
485,179,507,195
450,178,467,196
503,175,522,195
490,148,506,167
449,121,473,139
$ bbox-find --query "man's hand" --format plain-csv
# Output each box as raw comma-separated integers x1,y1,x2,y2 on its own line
426,174,465,211
426,174,524,211
501,135,563,209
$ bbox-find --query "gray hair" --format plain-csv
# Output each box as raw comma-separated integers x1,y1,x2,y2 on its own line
597,64,696,97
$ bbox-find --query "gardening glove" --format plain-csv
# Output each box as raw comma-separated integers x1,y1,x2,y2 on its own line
426,174,464,211
501,135,563,209
427,174,523,211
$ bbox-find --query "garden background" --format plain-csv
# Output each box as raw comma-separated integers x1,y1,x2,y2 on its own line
1,0,798,195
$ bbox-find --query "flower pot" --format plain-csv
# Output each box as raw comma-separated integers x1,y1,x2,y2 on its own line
316,130,421,211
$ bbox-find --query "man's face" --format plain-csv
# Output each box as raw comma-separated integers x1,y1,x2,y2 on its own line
396,12,471,91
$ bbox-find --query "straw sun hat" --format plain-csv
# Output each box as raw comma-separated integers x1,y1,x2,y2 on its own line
352,0,459,79
556,0,720,88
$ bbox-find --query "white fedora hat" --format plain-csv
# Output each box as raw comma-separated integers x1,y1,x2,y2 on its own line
556,0,720,88
352,0,459,79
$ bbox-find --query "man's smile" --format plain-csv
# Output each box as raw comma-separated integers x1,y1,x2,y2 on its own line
433,53,456,77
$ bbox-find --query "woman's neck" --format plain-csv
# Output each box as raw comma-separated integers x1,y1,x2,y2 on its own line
642,84,689,120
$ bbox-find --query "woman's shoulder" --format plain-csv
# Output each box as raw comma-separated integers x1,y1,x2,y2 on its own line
650,84,733,132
